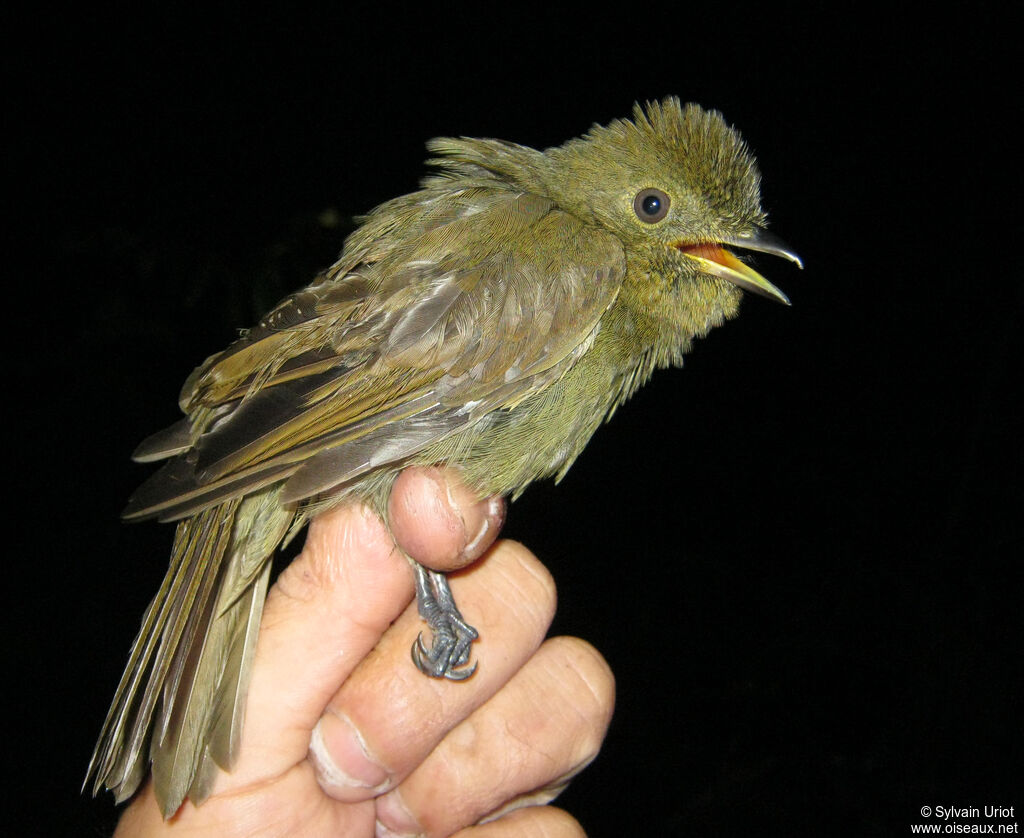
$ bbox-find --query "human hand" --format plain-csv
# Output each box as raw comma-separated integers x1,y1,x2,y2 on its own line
114,466,615,837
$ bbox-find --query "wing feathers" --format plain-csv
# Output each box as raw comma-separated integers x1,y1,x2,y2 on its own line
126,187,624,525
132,419,192,463
280,406,469,503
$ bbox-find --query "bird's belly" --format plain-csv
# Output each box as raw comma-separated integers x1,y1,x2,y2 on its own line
416,365,620,500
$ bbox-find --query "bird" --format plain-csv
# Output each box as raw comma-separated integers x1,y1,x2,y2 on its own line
86,96,802,818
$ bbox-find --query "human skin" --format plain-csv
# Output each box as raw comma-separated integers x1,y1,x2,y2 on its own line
113,466,615,837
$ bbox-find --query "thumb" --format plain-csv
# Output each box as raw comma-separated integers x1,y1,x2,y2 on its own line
387,467,505,572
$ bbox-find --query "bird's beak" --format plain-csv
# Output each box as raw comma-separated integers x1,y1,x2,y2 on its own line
676,229,802,306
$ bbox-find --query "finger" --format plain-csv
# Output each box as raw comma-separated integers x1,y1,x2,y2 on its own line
388,466,505,571
375,637,615,838
308,541,557,801
215,501,414,790
452,806,586,837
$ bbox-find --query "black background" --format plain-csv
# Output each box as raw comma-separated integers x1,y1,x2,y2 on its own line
9,5,1020,836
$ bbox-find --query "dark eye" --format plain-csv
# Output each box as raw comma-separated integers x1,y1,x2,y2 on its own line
633,188,670,223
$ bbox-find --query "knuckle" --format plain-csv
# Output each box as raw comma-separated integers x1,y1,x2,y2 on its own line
543,637,616,755
493,540,558,626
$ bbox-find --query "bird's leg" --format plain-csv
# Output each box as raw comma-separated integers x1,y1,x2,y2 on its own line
408,559,478,680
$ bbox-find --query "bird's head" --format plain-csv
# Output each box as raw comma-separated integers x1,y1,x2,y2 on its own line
543,98,801,319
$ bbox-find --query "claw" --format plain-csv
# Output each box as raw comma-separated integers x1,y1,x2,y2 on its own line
410,632,478,682
411,631,478,680
410,634,431,675
408,561,480,680
443,661,478,681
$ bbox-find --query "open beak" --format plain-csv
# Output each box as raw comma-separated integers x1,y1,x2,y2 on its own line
677,228,802,306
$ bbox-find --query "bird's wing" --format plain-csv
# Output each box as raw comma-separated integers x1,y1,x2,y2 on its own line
124,187,625,521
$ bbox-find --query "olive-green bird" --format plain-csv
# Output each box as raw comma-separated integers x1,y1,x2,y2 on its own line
86,97,801,817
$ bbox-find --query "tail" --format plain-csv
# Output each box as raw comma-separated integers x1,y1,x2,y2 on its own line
86,485,294,818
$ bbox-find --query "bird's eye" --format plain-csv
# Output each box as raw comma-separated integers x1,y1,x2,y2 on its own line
633,188,670,223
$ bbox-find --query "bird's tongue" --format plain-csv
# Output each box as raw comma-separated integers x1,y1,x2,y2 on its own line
678,243,737,266
677,242,791,305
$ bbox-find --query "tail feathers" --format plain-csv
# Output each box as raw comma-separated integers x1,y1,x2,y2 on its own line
87,486,293,819
201,564,271,779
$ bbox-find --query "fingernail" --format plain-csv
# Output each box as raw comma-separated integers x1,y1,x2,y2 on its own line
309,712,391,799
478,780,570,824
459,494,504,562
374,822,412,838
376,788,422,837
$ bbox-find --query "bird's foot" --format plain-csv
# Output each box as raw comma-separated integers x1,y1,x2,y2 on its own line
409,562,478,680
